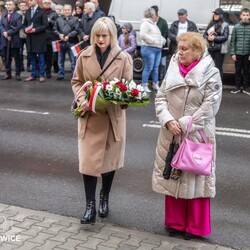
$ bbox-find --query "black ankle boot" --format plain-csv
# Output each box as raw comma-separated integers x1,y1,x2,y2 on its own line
98,190,109,218
80,200,96,224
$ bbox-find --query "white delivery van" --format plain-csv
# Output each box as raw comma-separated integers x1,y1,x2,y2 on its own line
108,0,246,76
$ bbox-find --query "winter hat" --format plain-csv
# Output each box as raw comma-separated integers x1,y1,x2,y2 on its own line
177,8,187,15
213,8,224,15
122,23,133,33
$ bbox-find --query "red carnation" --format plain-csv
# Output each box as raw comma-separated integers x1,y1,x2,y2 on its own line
119,84,127,91
102,81,109,90
115,82,127,91
131,88,139,96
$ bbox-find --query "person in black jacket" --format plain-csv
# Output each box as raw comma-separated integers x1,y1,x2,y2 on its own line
74,2,84,20
169,8,198,56
18,1,30,72
204,8,229,81
53,4,79,80
0,0,22,80
24,0,48,82
90,0,105,18
78,2,100,49
42,0,58,78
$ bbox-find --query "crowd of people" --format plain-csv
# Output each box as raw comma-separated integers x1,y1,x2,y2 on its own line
1,1,250,95
0,0,137,82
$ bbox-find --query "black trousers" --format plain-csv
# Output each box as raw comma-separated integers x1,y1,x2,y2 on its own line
4,45,21,77
209,50,225,81
45,44,53,75
82,171,115,201
20,38,31,69
235,54,249,89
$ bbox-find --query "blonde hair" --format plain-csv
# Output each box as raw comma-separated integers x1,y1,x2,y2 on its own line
55,4,63,11
90,17,118,48
177,32,207,59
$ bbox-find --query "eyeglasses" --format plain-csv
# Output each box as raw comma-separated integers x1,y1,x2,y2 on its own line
43,2,51,4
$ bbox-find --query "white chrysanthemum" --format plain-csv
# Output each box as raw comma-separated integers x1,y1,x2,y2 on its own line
115,88,121,95
106,84,113,91
109,78,119,86
142,92,148,98
135,92,142,100
128,81,137,90
136,84,144,92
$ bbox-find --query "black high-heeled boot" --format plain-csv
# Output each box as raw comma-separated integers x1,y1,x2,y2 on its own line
98,190,109,218
80,200,96,224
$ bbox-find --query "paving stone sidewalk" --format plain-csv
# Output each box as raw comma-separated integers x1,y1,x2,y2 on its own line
0,203,234,250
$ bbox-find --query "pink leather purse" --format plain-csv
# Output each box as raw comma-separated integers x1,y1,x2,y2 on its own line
171,116,213,176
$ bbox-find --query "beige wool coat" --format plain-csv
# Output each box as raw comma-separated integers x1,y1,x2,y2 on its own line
152,51,222,199
71,45,133,177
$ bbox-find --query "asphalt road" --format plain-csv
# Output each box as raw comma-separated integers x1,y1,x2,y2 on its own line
0,74,250,249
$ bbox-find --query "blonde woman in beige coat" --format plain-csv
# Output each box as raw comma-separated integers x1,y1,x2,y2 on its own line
71,17,133,224
152,32,222,240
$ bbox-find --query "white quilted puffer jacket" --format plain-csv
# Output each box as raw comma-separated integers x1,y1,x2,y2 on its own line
152,51,222,199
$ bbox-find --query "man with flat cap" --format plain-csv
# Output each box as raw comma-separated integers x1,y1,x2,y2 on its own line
169,8,198,55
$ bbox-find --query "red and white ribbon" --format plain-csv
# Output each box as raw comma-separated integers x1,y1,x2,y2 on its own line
75,80,92,100
89,82,102,113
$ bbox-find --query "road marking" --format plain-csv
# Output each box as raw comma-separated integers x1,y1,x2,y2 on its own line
142,121,250,139
216,127,250,134
0,108,50,115
215,131,250,138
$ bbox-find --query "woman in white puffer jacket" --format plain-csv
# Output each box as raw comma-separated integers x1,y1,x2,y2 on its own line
139,7,166,92
152,32,222,240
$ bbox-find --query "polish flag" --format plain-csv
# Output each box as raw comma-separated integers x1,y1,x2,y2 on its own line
71,41,84,57
25,23,33,33
52,40,60,52
207,26,215,35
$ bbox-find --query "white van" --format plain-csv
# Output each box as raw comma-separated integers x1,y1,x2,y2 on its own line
108,0,245,76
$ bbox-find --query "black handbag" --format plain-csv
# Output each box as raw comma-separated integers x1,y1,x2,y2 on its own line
71,50,122,113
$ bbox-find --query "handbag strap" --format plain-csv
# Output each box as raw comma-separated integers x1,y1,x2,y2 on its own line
186,116,208,143
74,50,122,101
98,50,122,77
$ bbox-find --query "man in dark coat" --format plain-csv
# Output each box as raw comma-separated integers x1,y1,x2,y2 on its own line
168,8,198,55
42,0,58,78
24,0,48,82
18,1,30,72
79,2,100,49
0,0,22,80
90,0,105,18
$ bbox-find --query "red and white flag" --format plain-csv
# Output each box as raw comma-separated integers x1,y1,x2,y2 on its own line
52,40,60,52
71,41,84,57
25,23,33,33
207,26,215,35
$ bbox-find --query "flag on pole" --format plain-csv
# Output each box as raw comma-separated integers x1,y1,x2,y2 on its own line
71,41,84,57
25,23,33,33
52,40,60,52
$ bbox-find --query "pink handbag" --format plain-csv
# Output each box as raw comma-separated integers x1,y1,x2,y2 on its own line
171,117,213,176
